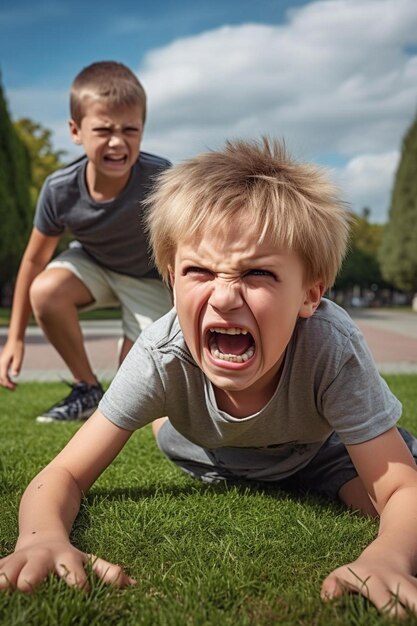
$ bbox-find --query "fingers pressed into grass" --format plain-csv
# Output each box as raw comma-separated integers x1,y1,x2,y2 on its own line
0,569,14,592
322,572,401,615
0,553,28,591
88,554,136,588
0,550,135,593
321,566,417,618
0,554,52,593
321,567,373,601
386,580,417,619
16,559,55,593
55,556,89,590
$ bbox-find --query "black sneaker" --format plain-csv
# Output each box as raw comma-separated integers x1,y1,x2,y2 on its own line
36,381,104,423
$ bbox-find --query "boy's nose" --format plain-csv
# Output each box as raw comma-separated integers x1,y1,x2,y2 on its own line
108,134,124,147
208,280,244,312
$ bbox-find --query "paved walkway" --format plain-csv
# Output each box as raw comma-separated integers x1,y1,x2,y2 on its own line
0,320,122,383
348,308,417,373
0,308,416,383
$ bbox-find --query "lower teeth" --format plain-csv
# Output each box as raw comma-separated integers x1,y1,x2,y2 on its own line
211,346,255,363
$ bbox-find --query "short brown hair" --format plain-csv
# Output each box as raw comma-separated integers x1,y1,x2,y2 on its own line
146,138,351,289
70,61,147,125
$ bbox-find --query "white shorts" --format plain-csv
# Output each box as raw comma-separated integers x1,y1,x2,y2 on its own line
47,247,172,341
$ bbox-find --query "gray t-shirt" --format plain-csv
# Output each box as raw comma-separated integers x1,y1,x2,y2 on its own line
34,152,171,279
100,299,401,475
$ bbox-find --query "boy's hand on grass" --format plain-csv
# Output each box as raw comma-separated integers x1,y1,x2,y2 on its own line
0,339,24,390
0,541,136,592
321,556,417,619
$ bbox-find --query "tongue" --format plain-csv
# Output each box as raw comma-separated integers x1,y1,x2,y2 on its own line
216,333,252,356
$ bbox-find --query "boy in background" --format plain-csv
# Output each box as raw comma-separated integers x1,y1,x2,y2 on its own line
0,61,171,422
1,139,417,617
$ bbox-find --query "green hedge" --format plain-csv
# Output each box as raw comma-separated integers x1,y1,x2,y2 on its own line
0,76,31,292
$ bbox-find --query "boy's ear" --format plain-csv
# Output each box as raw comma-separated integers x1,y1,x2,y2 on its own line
298,281,325,319
69,119,82,145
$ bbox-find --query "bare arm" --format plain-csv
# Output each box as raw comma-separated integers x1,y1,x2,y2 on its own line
0,227,59,389
0,410,135,591
321,427,417,617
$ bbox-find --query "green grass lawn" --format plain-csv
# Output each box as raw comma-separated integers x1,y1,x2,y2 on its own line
1,376,417,625
0,307,121,327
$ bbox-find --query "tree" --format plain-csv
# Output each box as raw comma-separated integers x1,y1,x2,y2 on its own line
14,117,66,209
335,209,387,291
379,112,417,293
0,77,31,293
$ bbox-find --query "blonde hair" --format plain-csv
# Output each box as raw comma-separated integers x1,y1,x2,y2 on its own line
70,61,147,125
146,138,351,289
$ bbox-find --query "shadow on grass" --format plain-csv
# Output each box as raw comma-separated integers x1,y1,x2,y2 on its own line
83,477,347,517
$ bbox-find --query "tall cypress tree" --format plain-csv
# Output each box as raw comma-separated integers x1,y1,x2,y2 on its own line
0,75,31,293
379,113,417,293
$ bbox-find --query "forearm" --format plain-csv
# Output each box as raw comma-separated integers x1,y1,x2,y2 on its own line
0,414,134,592
362,485,417,573
16,466,83,550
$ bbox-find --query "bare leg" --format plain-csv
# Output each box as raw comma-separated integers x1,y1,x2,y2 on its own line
338,476,378,517
152,416,168,437
118,336,134,365
30,268,97,385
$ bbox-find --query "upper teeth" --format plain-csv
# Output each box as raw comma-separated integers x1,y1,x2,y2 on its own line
210,327,248,335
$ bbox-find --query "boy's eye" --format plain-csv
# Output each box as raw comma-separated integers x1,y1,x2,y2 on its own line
92,126,140,135
183,266,213,278
124,127,141,134
246,269,277,279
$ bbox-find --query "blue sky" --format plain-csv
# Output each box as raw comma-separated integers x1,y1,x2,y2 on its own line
1,0,417,222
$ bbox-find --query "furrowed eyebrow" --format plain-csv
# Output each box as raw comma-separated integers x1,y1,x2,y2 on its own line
92,124,141,132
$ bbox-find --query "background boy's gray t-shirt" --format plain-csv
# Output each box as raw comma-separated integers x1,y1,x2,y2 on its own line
100,299,401,476
34,152,171,279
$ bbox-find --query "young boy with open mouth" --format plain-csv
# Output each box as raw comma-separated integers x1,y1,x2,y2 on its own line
1,138,417,618
0,61,171,422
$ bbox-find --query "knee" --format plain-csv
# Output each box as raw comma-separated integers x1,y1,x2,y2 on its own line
152,416,168,439
30,272,62,318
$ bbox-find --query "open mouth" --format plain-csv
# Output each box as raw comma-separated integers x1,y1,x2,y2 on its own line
104,155,127,164
208,327,255,363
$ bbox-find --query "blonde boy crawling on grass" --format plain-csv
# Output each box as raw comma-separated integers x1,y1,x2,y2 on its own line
1,138,417,617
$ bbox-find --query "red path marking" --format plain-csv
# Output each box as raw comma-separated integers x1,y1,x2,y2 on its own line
354,320,417,364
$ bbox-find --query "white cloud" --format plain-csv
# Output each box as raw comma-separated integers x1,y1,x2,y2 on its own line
136,0,417,222
5,0,417,222
335,151,400,222
141,1,417,150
